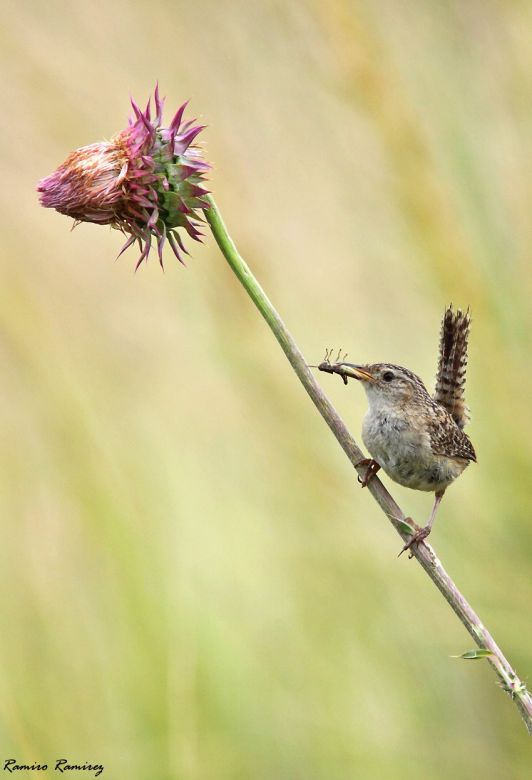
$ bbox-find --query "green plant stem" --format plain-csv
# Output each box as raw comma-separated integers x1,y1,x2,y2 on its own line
204,194,532,734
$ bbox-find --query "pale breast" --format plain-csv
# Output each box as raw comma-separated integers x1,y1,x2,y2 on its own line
362,410,469,492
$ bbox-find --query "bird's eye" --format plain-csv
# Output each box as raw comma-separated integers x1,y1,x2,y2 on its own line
382,371,395,382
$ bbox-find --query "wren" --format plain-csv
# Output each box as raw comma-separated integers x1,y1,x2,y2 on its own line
320,306,476,554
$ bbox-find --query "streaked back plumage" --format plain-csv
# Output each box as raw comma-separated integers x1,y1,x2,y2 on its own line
434,306,471,429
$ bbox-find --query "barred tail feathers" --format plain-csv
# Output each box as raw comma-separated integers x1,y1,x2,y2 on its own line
434,305,471,429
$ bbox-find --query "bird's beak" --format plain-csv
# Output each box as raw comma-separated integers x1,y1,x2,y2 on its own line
335,363,377,382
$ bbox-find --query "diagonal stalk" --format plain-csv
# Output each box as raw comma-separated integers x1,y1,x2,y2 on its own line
204,194,532,734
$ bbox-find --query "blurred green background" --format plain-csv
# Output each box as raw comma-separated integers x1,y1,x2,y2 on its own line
2,1,532,777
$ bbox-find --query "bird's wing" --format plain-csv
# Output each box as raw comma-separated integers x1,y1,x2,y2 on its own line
428,406,477,462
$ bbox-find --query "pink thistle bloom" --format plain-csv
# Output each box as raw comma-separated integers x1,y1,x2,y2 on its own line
37,86,210,269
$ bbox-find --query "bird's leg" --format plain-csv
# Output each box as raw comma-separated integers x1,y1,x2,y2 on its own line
356,458,381,488
399,489,445,558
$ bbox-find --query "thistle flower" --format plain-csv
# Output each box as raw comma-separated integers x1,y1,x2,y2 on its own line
37,86,210,268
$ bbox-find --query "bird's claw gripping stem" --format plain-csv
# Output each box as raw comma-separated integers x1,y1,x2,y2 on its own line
399,524,431,559
356,458,381,488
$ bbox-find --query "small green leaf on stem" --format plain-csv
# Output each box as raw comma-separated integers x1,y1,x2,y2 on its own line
451,649,494,660
397,520,415,535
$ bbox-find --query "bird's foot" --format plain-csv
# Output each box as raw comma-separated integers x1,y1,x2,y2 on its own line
356,458,381,488
398,523,432,559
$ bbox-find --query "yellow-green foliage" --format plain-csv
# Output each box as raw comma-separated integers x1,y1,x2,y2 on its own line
2,1,532,777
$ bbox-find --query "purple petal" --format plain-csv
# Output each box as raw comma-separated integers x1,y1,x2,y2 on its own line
117,233,138,258
130,99,143,121
173,230,190,256
167,231,187,266
174,125,206,153
154,83,164,125
170,100,189,132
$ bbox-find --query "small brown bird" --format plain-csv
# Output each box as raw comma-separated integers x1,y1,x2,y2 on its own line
321,306,476,553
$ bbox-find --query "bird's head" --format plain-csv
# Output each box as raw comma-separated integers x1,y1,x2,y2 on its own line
334,362,429,409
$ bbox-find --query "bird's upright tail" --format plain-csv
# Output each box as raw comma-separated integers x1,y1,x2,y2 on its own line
434,305,471,429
